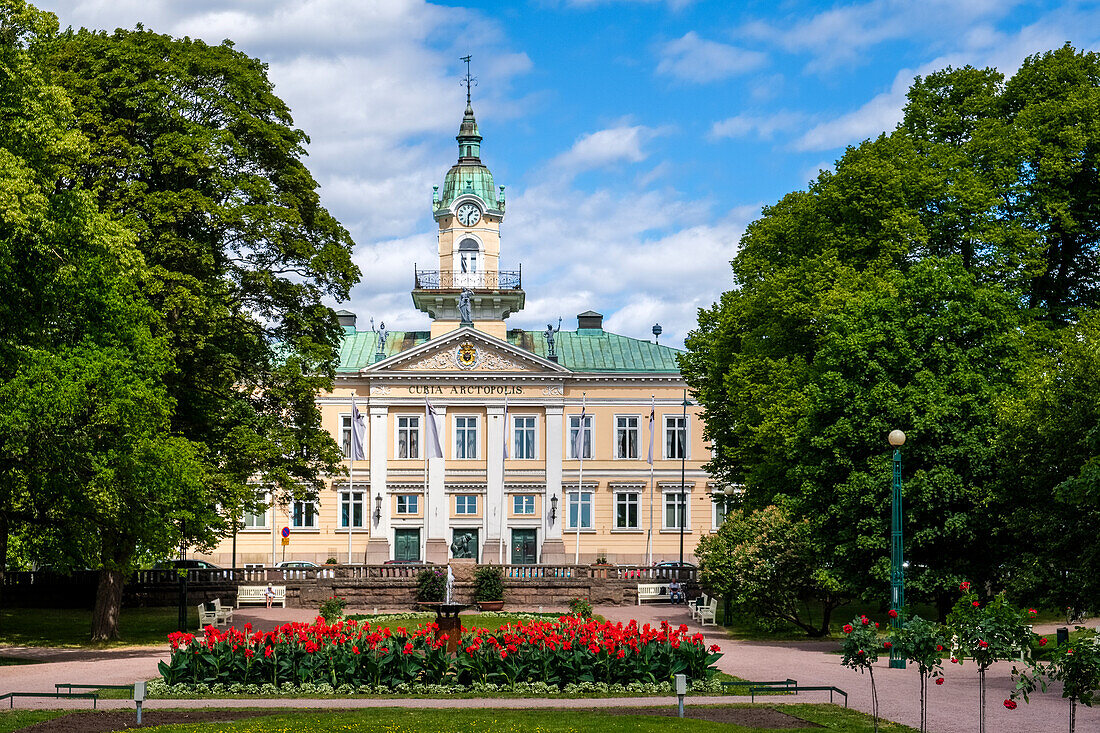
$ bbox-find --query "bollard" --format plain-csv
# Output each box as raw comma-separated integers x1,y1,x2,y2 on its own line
674,673,687,718
134,681,145,725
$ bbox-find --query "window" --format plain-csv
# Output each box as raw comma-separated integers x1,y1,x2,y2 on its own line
241,501,268,529
567,490,593,529
341,414,352,458
615,493,639,529
568,415,592,459
397,416,420,459
459,239,479,273
665,415,687,459
456,495,478,515
290,500,318,529
513,495,535,515
396,494,419,514
513,415,536,459
455,416,478,459
663,492,687,530
713,498,730,529
615,416,640,459
340,491,364,528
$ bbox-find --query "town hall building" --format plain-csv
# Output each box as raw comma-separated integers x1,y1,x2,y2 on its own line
206,95,719,568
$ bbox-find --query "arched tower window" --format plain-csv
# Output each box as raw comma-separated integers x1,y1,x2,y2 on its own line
458,238,479,275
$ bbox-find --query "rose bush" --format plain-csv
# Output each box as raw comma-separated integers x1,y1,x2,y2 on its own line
159,616,722,689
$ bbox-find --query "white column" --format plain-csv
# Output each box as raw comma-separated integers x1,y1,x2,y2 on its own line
485,404,505,561
364,404,390,563
541,403,566,563
426,405,448,563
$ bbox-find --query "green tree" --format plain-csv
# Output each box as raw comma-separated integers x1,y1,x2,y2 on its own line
696,505,848,637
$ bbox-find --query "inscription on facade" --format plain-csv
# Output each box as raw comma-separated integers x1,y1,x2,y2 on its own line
408,385,525,395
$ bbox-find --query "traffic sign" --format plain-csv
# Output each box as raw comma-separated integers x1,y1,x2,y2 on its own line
281,537,289,546
281,526,290,538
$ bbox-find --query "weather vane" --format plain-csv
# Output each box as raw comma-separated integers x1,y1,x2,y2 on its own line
460,54,477,104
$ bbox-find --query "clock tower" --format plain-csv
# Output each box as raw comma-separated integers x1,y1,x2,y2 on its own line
412,93,525,339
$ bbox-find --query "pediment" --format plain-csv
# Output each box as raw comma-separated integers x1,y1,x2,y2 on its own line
365,329,568,374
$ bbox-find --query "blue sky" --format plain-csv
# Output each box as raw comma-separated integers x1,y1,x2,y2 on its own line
38,0,1100,347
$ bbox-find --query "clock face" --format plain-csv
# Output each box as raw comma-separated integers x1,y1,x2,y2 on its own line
456,203,481,227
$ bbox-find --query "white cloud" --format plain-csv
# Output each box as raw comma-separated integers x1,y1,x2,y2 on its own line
709,111,806,141
656,32,767,83
550,124,665,176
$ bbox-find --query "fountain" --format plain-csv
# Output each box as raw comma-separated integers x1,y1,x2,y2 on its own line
419,566,466,652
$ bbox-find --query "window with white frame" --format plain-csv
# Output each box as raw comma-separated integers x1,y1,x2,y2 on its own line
663,492,687,530
513,495,535,515
615,492,639,529
713,497,730,529
615,416,640,459
241,500,268,529
567,490,593,529
513,415,536,459
396,494,419,514
397,415,420,459
341,414,352,458
568,415,592,459
456,495,478,515
665,415,687,460
455,416,478,459
340,491,364,528
290,500,318,529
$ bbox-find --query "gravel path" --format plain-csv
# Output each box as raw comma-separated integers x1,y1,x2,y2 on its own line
0,604,1094,732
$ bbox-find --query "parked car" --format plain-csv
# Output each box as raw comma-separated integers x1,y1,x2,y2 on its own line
160,559,221,570
382,559,431,565
274,561,320,569
652,561,696,579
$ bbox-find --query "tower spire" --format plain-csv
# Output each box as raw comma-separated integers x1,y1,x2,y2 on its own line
460,54,476,106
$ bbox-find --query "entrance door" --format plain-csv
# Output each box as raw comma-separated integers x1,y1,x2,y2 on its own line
511,529,537,564
394,529,421,562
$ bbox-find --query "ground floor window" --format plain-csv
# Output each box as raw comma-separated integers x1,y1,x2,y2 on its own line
396,494,419,514
451,528,479,560
663,492,687,530
513,495,535,515
291,500,318,529
456,494,478,515
340,491,364,528
615,492,639,529
567,491,593,529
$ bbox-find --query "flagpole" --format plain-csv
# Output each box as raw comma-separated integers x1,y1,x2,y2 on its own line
574,393,585,565
348,393,355,564
499,396,507,565
424,400,430,560
646,395,655,567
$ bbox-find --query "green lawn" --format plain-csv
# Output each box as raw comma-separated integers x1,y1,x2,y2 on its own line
0,607,191,648
7,705,915,733
0,710,70,733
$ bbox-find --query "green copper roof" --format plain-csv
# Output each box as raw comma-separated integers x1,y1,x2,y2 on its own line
336,328,681,373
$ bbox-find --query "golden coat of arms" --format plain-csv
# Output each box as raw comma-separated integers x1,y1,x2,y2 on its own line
456,342,479,369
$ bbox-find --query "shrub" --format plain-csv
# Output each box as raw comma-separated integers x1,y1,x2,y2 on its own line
569,597,593,618
417,568,446,602
319,595,347,622
473,565,504,602
325,557,338,565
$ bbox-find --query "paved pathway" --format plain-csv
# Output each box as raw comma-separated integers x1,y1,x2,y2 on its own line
0,604,1094,732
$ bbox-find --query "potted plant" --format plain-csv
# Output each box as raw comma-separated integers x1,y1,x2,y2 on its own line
473,565,504,611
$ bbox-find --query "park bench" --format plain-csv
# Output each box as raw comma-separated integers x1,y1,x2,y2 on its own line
197,602,217,628
690,594,709,621
236,585,286,608
213,598,234,625
698,596,718,626
637,583,670,604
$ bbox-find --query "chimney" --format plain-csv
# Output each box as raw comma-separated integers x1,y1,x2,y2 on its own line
335,309,356,330
577,310,603,333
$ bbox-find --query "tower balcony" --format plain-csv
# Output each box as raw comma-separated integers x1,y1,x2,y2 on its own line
414,267,522,291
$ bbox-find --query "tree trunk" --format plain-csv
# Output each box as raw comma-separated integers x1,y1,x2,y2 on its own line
91,567,125,642
0,513,7,632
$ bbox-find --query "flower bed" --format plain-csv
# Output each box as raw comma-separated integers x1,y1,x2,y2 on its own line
160,616,722,690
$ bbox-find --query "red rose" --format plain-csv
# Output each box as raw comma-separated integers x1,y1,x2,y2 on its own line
888,609,899,619
960,581,971,591
861,616,870,625
935,678,944,685
978,640,989,648
875,622,880,628
950,657,958,664
936,644,944,651
972,601,980,607
843,624,854,634
883,641,892,649
1028,608,1037,616
1004,699,1017,710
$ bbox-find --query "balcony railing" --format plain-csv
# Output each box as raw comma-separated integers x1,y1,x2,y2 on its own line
414,268,522,291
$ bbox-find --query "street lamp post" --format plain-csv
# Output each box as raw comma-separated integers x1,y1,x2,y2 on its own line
888,429,906,669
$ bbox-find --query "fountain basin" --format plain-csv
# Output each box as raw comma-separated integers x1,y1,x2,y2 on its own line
418,602,468,652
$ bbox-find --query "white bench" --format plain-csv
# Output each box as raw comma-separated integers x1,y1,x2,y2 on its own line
237,585,286,608
197,602,218,629
637,583,670,604
690,594,710,621
213,598,234,625
698,597,718,626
